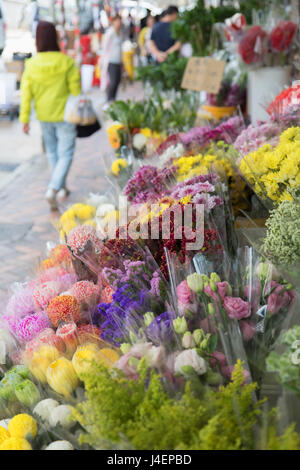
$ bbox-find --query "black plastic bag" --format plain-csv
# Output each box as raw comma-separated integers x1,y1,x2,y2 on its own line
77,119,101,138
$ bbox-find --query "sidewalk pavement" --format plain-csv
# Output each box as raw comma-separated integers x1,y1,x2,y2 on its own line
0,81,143,305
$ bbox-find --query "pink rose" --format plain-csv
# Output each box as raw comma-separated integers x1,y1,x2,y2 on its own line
239,320,256,341
223,296,251,320
176,280,193,305
210,351,227,368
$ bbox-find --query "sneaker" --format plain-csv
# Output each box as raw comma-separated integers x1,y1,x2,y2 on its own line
45,188,58,211
56,188,70,203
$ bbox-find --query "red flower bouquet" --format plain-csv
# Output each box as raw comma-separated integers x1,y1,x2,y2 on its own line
270,21,297,52
238,26,267,65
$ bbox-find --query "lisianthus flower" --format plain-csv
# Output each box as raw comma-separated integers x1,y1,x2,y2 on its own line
174,349,207,376
223,296,251,320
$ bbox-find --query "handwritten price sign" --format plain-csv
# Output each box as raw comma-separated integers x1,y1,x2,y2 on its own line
181,57,225,94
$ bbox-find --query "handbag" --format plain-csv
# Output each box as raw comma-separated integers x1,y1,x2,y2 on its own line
64,94,101,138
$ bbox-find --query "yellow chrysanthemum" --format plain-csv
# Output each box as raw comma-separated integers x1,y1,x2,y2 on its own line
8,414,37,440
174,153,232,182
279,126,300,144
0,426,10,445
60,208,76,223
0,437,32,450
111,158,128,176
72,203,96,220
240,126,300,204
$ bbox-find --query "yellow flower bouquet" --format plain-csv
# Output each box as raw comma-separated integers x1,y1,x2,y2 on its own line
107,123,126,150
174,152,232,182
239,127,300,205
58,203,96,238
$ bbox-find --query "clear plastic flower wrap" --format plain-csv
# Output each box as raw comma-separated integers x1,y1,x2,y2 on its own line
0,247,124,449
164,249,252,385
233,245,297,392
240,198,300,289
221,6,298,69
0,322,122,449
102,147,142,193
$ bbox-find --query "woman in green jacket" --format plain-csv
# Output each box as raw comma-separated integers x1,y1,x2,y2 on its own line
20,21,81,210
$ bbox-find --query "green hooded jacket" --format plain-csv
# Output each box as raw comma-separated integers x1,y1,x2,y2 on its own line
19,51,81,123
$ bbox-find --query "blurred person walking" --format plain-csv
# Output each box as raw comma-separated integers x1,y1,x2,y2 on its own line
28,0,40,37
149,5,181,63
100,15,124,103
19,21,81,211
138,15,156,65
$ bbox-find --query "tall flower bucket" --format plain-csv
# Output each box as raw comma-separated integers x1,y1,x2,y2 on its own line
247,66,291,123
81,64,95,93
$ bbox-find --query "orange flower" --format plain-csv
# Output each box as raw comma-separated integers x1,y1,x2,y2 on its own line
47,295,81,327
107,124,124,150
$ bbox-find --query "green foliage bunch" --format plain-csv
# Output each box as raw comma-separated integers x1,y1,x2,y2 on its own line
263,200,300,266
136,54,188,92
106,91,197,133
74,360,300,450
171,0,238,56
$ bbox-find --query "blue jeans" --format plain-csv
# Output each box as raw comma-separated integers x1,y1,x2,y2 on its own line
41,121,77,191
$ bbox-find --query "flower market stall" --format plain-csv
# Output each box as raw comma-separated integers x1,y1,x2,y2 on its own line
1,0,300,453
1,96,300,450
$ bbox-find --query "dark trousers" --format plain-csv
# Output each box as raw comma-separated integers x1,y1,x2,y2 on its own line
107,63,122,101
